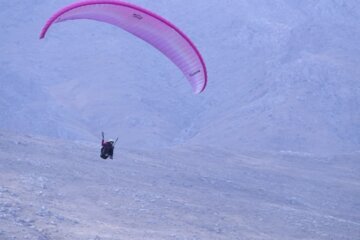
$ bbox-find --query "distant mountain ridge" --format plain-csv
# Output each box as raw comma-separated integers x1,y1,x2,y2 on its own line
1,0,359,153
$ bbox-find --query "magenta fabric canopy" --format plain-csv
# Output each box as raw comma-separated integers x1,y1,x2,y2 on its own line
40,0,207,94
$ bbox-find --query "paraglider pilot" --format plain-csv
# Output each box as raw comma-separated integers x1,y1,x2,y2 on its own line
100,132,116,160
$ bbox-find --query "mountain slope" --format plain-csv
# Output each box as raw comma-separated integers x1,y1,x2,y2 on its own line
0,0,359,153
182,0,360,153
0,67,93,140
0,133,359,239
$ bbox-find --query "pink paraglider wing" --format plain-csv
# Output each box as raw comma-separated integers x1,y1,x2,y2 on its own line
40,0,207,93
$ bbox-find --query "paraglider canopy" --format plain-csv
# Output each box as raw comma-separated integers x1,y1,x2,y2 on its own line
40,0,207,94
